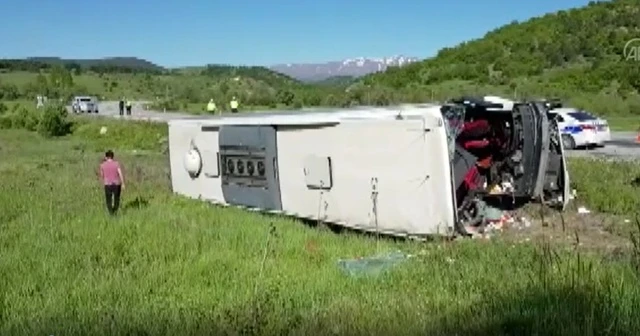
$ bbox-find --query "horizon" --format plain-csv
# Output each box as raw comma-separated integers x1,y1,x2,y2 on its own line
2,55,421,69
0,0,592,67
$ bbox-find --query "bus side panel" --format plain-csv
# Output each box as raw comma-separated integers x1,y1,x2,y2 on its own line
276,117,455,236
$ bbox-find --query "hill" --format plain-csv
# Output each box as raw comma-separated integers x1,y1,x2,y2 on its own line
0,57,165,74
312,75,357,86
362,0,640,115
0,59,346,112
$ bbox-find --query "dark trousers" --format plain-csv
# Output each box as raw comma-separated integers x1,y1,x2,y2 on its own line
104,184,122,215
231,108,238,113
126,106,132,115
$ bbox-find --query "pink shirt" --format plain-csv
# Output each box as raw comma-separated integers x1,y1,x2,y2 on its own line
100,159,122,185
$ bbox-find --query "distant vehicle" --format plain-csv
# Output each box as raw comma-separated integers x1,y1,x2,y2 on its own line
71,96,99,114
546,107,610,149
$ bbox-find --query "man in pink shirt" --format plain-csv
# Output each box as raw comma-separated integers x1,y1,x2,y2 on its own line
99,150,125,215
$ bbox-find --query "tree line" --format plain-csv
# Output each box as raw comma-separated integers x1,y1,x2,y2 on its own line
0,59,163,75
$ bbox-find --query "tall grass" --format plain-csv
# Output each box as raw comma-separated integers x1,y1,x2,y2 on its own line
1,125,640,335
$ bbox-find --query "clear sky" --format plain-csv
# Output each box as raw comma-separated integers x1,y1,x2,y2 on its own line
0,0,592,67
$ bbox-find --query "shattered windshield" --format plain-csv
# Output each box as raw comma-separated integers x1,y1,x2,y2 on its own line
440,104,466,160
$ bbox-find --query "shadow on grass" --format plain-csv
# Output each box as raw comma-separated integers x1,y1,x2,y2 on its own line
7,282,640,336
8,242,640,336
121,195,150,210
422,285,640,336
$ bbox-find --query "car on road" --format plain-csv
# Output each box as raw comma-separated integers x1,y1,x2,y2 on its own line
546,106,611,149
71,96,99,114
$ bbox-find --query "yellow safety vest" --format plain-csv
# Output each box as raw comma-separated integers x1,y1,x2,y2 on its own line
126,101,132,107
230,100,239,109
207,102,216,112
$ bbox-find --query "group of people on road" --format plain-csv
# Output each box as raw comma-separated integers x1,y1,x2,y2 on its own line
207,97,240,114
119,98,132,116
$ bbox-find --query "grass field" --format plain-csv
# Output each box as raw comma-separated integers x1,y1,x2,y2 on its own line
606,116,640,132
1,118,640,335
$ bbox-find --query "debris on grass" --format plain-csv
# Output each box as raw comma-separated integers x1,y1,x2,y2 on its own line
578,206,591,214
337,250,408,278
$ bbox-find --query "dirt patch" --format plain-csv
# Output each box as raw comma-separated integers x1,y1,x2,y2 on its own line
486,203,635,254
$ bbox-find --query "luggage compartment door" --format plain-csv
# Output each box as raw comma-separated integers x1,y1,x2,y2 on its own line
218,125,283,211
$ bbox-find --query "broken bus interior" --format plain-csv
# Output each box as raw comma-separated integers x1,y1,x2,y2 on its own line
442,96,570,235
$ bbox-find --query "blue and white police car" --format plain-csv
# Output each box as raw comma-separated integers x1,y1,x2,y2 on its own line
547,107,611,149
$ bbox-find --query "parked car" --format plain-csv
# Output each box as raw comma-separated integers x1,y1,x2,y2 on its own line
545,106,610,149
71,96,99,114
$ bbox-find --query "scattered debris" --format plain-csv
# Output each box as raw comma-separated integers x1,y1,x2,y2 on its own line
337,250,407,278
99,126,108,135
577,206,591,214
519,216,532,229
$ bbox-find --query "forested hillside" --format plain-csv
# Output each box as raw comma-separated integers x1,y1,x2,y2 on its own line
362,0,640,115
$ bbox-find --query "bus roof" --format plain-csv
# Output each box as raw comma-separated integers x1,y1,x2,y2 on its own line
168,103,443,127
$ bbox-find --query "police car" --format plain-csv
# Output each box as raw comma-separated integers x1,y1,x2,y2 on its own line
547,107,610,149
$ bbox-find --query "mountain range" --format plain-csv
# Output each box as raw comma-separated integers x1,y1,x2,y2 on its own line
270,55,419,81
3,55,420,82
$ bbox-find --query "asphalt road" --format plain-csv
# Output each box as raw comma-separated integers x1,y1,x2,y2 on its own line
86,101,640,159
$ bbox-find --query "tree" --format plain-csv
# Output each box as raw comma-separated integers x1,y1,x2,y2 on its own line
276,90,295,106
49,65,74,90
38,103,71,137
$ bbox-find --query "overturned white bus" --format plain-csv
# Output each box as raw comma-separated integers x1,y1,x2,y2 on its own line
167,97,570,237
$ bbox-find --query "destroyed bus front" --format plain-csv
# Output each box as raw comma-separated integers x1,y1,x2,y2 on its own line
443,96,571,235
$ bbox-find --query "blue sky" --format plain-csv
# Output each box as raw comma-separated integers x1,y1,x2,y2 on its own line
0,0,592,67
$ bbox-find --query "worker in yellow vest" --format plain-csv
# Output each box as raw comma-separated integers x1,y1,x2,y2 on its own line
230,96,239,113
206,99,217,114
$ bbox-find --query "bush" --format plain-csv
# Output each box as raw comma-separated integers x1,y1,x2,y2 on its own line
0,106,40,131
150,99,181,112
37,104,71,137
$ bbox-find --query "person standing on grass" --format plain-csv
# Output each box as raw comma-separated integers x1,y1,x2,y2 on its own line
118,98,125,116
99,150,125,215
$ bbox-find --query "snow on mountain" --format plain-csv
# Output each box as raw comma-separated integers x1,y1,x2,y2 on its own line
270,55,419,82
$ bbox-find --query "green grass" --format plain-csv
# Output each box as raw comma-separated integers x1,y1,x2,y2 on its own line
1,122,640,335
606,116,640,132
569,158,640,216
